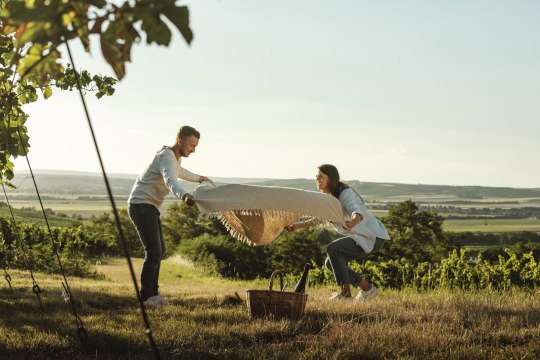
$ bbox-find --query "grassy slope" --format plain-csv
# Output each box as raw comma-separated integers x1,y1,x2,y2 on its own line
1,258,539,359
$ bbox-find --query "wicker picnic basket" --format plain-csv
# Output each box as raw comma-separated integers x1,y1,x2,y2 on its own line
245,270,308,320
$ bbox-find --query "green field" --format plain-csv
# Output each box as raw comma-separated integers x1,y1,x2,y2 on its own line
1,194,181,219
443,218,540,233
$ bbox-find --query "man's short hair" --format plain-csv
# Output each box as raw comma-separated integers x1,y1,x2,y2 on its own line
177,126,200,141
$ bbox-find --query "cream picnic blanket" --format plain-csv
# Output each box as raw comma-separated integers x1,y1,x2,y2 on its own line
193,183,344,245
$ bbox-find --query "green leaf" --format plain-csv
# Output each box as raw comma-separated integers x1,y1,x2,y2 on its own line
87,0,107,7
162,5,193,44
4,2,59,23
17,43,61,84
43,86,52,99
80,70,92,86
17,44,42,76
16,21,53,45
100,34,125,79
139,13,171,46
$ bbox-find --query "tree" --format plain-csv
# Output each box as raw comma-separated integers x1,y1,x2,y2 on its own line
84,208,142,256
162,201,228,251
0,0,193,182
380,200,452,263
267,228,334,275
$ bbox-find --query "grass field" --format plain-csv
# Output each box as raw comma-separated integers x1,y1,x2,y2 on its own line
1,257,539,359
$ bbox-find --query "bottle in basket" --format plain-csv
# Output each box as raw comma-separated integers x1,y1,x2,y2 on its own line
293,263,313,293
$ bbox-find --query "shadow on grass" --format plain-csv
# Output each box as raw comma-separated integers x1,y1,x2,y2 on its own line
0,287,157,359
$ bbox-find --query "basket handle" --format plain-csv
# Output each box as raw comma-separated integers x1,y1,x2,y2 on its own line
268,270,284,291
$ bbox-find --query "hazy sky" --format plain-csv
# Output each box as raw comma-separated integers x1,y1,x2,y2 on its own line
13,0,540,188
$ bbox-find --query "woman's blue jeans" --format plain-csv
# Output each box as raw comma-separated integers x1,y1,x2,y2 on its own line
325,237,385,286
128,203,165,301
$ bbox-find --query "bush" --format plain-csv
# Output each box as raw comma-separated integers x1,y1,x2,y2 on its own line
0,216,97,277
306,248,540,291
176,234,269,279
175,227,339,280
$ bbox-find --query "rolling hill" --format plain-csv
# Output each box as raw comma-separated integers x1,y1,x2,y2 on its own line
4,170,540,199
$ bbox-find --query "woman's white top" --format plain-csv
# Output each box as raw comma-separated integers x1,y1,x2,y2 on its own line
127,147,200,209
333,188,391,253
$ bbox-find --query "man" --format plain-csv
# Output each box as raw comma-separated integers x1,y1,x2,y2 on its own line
128,125,211,307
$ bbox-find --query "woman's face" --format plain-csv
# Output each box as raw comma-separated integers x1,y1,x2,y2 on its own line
315,170,330,193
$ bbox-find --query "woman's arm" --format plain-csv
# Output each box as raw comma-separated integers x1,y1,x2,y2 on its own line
285,218,320,232
340,189,367,226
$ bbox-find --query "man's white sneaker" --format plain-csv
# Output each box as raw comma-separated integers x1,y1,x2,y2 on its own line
154,293,168,306
355,286,377,301
143,295,163,308
329,292,353,301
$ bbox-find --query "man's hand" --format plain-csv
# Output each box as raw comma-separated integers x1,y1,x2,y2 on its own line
199,176,215,187
183,193,195,206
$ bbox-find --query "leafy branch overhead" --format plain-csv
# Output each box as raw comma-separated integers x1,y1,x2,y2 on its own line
0,32,117,186
1,0,193,80
0,0,192,185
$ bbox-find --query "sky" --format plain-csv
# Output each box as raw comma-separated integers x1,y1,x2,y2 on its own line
13,0,540,188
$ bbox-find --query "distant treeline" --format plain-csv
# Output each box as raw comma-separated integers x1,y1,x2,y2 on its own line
430,200,520,205
369,203,540,219
347,181,540,199
449,231,540,248
76,195,129,201
0,195,67,200
430,206,540,219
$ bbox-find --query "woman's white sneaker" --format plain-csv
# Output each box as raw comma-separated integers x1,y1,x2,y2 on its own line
355,286,377,301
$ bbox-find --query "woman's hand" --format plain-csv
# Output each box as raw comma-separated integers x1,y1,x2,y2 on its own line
342,221,353,231
343,213,363,231
285,224,297,233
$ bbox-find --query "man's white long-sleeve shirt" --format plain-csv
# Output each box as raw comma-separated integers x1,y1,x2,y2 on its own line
127,147,201,209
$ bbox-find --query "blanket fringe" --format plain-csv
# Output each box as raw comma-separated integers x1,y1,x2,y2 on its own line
200,208,334,245
215,212,250,244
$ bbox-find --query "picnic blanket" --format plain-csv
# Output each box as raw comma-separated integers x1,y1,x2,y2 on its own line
193,183,344,245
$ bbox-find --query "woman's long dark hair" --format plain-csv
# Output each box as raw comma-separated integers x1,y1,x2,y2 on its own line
318,164,348,198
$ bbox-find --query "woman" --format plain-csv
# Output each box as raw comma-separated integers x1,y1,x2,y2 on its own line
285,164,390,300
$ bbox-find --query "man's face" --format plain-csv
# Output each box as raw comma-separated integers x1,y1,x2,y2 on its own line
178,135,199,157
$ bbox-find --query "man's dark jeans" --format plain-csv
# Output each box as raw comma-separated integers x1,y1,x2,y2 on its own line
128,203,165,301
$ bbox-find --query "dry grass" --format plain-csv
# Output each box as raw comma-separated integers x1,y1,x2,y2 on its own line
1,257,539,359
